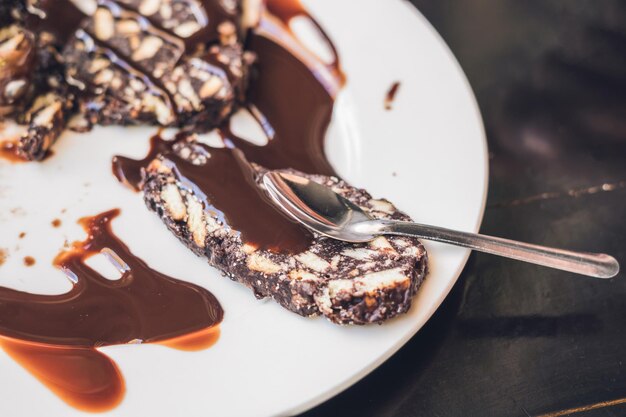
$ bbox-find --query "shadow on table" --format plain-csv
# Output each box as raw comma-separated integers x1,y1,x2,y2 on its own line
456,313,603,339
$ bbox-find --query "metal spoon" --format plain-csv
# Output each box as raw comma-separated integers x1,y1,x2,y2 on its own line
263,172,620,279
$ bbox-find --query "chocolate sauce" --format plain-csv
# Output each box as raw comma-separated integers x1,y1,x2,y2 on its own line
1,340,125,412
265,0,306,23
265,0,344,83
0,209,223,410
0,140,26,162
171,141,314,253
157,325,220,351
385,81,401,110
112,133,172,190
25,0,85,43
114,135,314,253
23,256,35,266
223,33,337,176
220,0,344,176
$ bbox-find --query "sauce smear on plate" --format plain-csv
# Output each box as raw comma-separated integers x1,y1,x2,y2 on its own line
0,210,223,411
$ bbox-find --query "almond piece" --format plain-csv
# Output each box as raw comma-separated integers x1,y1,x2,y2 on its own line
161,183,187,221
132,36,163,61
94,7,114,41
199,77,224,99
174,21,202,38
139,0,161,15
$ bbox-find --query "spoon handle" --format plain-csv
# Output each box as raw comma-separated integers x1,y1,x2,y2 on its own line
377,221,619,278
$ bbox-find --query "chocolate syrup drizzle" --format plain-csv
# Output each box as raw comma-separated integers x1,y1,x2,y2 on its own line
165,141,315,253
0,210,223,411
25,0,85,43
223,1,343,176
224,33,337,176
115,134,315,253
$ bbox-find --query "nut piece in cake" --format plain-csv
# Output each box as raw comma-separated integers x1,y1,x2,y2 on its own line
0,24,36,117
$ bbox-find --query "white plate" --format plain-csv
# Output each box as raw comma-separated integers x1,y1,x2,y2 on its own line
0,0,487,415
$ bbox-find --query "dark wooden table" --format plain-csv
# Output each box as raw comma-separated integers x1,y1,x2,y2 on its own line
304,1,626,416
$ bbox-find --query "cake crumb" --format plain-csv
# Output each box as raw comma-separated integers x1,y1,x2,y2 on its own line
24,256,36,267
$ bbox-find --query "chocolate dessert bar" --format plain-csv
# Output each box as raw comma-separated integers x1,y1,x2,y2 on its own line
0,20,74,160
17,91,74,160
63,0,250,130
0,0,252,160
140,138,428,325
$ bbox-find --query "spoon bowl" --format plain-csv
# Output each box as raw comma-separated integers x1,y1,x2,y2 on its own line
263,171,376,242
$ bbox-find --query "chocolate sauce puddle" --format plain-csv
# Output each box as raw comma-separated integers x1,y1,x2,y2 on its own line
25,0,85,43
114,134,314,253
112,133,172,190
265,0,345,84
1,341,125,412
167,140,314,253
0,209,223,411
222,3,345,176
223,33,337,176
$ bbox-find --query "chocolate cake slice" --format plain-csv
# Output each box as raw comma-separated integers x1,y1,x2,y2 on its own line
139,137,428,325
